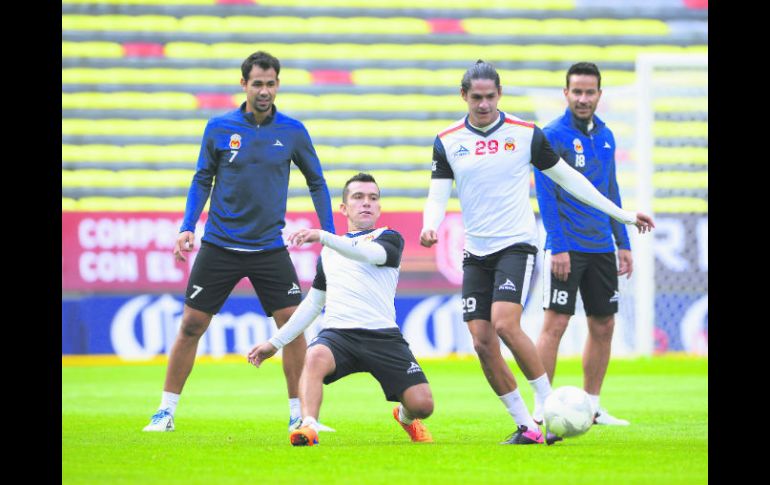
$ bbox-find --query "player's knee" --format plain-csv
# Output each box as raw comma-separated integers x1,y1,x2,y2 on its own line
472,337,496,360
406,395,434,419
179,317,208,339
303,347,334,376
589,315,615,338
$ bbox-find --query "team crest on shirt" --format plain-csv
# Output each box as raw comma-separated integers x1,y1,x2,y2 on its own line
572,138,584,154
454,145,469,157
229,134,242,150
504,137,516,151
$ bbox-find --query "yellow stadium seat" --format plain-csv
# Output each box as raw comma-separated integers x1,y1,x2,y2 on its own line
652,147,708,165
654,122,708,138
62,68,311,85
62,145,200,163
62,170,194,188
62,41,124,58
62,92,199,110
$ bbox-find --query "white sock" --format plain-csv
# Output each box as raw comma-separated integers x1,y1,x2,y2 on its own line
499,388,538,431
289,398,301,420
588,394,600,414
159,391,180,416
301,416,320,431
398,404,414,425
528,374,552,416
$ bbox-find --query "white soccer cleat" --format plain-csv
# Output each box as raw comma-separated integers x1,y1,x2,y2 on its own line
143,408,175,432
315,422,336,432
289,417,336,432
594,408,630,426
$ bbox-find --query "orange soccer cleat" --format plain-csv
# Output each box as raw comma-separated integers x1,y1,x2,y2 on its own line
289,426,319,446
392,406,433,443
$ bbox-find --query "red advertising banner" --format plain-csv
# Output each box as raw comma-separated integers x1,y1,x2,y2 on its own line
62,212,464,292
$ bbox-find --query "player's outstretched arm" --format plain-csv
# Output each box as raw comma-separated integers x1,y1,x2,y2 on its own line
541,159,655,233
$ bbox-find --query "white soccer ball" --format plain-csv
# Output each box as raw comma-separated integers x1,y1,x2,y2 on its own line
544,386,594,438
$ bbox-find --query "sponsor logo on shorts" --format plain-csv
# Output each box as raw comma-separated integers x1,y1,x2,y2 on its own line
288,283,301,295
406,361,422,374
498,278,517,292
609,291,619,303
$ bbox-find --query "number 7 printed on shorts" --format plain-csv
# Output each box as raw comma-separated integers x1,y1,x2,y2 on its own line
190,285,204,299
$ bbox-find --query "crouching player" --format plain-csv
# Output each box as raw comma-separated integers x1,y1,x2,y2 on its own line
247,173,434,446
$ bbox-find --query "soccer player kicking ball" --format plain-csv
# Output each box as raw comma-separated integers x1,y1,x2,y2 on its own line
248,173,434,446
420,60,654,445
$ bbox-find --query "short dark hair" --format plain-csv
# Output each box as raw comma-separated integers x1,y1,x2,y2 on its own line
566,62,601,89
241,51,281,81
461,59,501,93
342,173,379,203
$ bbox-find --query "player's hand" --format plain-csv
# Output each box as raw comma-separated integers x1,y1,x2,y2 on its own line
634,212,655,234
617,249,633,279
288,228,321,247
420,228,438,248
551,252,571,282
173,231,195,262
247,342,278,368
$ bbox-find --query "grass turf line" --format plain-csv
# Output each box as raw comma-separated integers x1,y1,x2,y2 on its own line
62,356,707,485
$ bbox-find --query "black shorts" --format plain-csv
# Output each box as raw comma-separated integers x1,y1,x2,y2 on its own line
461,243,537,322
309,327,429,402
542,251,618,317
184,242,302,316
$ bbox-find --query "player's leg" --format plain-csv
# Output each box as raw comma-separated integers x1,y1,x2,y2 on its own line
144,243,241,431
247,247,305,430
163,305,213,395
536,250,582,384
291,328,356,445
359,328,433,442
461,254,541,443
537,310,570,381
584,313,614,397
488,249,553,435
581,253,628,425
534,250,586,428
291,344,335,443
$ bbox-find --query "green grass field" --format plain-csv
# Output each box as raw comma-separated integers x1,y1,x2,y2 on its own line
62,355,707,485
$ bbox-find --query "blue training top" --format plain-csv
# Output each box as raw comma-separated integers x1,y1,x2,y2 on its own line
181,103,335,251
534,108,630,254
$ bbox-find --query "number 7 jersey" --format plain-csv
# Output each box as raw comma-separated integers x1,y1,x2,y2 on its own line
431,111,559,257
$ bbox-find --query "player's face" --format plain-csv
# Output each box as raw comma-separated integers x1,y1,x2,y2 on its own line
564,74,602,121
241,66,280,114
341,181,381,231
462,79,502,127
